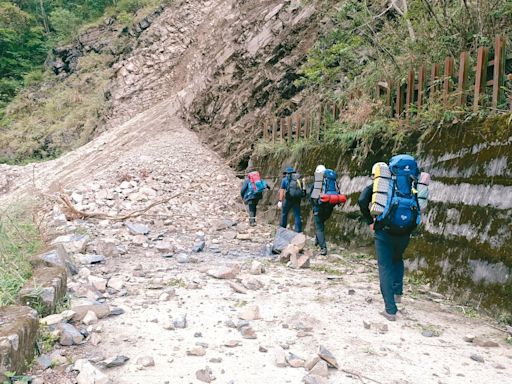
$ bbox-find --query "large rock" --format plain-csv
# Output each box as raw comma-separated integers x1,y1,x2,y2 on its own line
279,244,299,263
95,238,119,258
0,306,39,381
88,275,107,292
207,264,241,279
51,234,89,254
56,323,83,346
318,345,338,369
31,244,77,276
71,299,110,321
18,266,67,316
74,359,108,384
273,227,306,253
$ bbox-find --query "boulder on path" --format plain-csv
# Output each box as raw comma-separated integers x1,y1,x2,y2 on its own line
207,264,241,279
51,234,89,254
273,227,306,253
57,323,83,346
318,345,338,369
196,366,214,383
303,374,328,384
74,359,108,384
279,244,299,263
250,260,265,275
289,251,311,269
239,305,260,320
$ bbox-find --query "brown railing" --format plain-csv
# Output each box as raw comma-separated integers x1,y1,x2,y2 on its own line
262,36,511,143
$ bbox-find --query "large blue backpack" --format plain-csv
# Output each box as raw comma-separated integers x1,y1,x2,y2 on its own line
322,169,338,195
375,154,420,235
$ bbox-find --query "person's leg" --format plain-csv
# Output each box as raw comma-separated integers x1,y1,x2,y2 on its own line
292,201,302,232
375,230,397,316
392,234,410,300
280,200,290,228
248,201,257,226
314,213,326,251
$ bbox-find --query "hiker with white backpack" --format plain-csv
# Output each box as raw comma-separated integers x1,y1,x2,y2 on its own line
240,167,269,226
277,167,305,233
309,165,347,255
358,154,430,321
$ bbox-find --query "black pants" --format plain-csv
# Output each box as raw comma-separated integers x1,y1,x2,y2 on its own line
313,205,333,250
246,199,259,224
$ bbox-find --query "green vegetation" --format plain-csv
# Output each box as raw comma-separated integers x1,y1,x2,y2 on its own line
298,0,511,93
0,202,44,306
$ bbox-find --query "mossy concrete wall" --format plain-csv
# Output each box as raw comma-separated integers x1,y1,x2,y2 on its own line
253,115,512,316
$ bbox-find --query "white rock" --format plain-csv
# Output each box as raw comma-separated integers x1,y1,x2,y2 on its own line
107,277,125,291
74,359,108,384
88,276,107,292
82,311,98,326
239,305,260,320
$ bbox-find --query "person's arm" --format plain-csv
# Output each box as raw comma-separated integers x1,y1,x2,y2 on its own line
358,185,374,225
240,179,248,199
278,179,286,202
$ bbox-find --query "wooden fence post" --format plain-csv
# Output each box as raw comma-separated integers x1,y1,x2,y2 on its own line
429,63,440,106
296,114,301,141
272,118,276,143
417,66,426,109
287,116,292,142
406,69,415,119
395,83,403,118
318,105,324,140
491,35,506,111
443,56,454,104
386,81,393,116
473,46,489,112
280,118,285,142
456,51,469,106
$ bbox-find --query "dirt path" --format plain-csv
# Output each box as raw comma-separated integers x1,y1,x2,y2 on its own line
2,104,510,384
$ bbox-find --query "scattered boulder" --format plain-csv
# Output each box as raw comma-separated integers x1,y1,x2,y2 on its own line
51,234,89,254
173,314,187,329
242,277,263,290
473,337,500,348
126,222,150,235
71,299,110,321
470,354,485,363
228,281,248,294
95,238,119,258
57,323,84,346
207,264,241,279
187,346,206,356
287,352,305,368
104,355,129,368
250,260,265,275
77,254,106,265
88,276,107,292
310,360,329,377
107,277,125,291
136,355,155,367
289,252,311,269
239,305,260,321
74,359,108,384
274,347,287,367
318,345,338,369
272,227,306,253
304,356,320,371
196,366,214,383
82,311,98,326
279,244,300,263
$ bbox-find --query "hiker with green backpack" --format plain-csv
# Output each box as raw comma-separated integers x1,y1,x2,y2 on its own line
309,165,347,255
358,154,430,322
240,167,269,226
278,167,305,233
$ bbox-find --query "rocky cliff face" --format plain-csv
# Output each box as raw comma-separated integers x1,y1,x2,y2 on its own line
107,0,323,164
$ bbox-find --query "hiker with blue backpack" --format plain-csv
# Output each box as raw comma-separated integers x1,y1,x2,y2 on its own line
358,154,430,322
309,165,347,255
277,167,305,233
240,168,269,226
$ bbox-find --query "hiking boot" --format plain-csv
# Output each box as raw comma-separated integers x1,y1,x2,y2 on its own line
380,311,397,322
320,248,327,256
249,218,256,226
394,294,402,304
